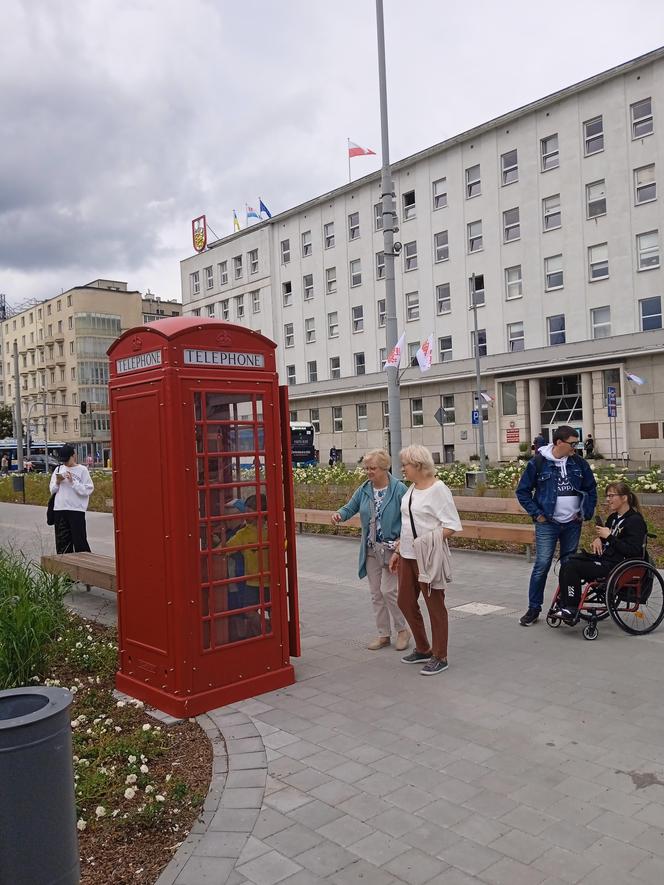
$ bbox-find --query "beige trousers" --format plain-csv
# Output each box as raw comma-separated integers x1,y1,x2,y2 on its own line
365,549,408,637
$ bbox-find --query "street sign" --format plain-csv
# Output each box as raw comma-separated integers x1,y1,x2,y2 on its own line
607,385,617,418
471,409,480,426
434,407,444,426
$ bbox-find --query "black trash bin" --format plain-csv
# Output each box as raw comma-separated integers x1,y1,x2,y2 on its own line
0,687,79,885
11,474,24,493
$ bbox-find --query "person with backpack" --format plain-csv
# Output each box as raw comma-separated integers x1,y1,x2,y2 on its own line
515,425,597,626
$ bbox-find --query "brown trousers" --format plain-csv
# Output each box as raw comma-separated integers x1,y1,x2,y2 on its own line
397,556,449,660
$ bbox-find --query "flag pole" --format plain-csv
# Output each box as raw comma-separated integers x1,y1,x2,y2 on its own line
347,138,351,184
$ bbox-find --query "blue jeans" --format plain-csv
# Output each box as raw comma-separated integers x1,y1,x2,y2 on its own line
528,519,582,611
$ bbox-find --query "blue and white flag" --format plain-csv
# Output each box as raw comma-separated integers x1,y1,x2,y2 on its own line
625,372,646,386
246,204,260,220
259,198,272,219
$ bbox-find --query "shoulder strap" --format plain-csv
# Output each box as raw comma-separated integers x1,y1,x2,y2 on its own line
534,453,544,475
408,488,417,539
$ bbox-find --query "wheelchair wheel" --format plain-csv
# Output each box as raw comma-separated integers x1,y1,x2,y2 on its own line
583,624,598,641
546,613,562,628
607,561,664,636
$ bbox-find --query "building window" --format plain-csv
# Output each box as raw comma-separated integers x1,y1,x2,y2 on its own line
584,115,604,155
406,292,419,321
302,273,314,301
501,149,518,185
282,281,293,307
436,283,451,315
348,212,360,240
374,202,383,231
192,309,201,317
190,272,200,296
328,310,339,338
249,249,258,274
505,265,523,300
281,239,291,264
297,231,310,259
350,259,362,287
586,180,606,218
541,133,559,171
640,296,662,331
252,290,261,313
284,323,294,348
471,329,487,357
326,266,337,294
354,352,366,375
379,346,386,367
233,255,243,279
434,230,449,262
591,306,611,339
442,394,455,423
503,207,520,242
543,194,561,231
469,273,485,307
307,360,318,383
637,230,660,270
410,398,424,427
206,304,215,317
438,335,453,362
507,321,525,352
221,299,230,321
305,317,316,344
377,299,386,327
235,295,244,320
501,382,517,416
356,403,368,431
547,314,566,345
352,305,364,332
432,177,447,209
465,164,481,198
286,365,296,386
631,98,653,139
602,368,621,406
205,266,214,289
588,243,609,281
408,342,419,366
402,190,416,220
467,220,482,253
545,254,564,291
310,408,320,432
404,241,418,271
324,222,335,248
635,164,656,204
332,406,343,432
382,401,389,428
219,261,228,285
68,316,73,329
330,356,341,379
376,251,385,279
289,410,298,423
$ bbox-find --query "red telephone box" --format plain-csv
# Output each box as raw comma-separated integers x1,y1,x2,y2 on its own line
107,318,300,717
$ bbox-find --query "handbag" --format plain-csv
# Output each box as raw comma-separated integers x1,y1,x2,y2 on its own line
46,466,58,526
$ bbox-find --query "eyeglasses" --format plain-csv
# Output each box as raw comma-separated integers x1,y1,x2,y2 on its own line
563,439,578,447
605,493,621,499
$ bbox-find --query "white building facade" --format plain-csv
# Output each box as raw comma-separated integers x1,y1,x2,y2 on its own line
181,48,664,465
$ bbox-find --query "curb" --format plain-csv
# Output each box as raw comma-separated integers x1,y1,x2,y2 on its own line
155,709,267,885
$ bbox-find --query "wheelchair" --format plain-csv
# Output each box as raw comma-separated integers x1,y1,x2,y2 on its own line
546,540,664,640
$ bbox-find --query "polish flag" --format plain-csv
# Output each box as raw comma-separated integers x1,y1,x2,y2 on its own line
348,141,376,158
385,332,406,369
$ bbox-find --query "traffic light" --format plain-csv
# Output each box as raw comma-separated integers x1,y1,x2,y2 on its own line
80,401,87,415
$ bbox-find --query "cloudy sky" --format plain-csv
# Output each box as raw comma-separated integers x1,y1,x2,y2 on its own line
1,0,663,309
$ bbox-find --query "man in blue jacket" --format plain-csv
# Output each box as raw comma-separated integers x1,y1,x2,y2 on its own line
516,425,597,625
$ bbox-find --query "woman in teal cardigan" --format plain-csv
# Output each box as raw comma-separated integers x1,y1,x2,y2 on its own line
333,449,410,651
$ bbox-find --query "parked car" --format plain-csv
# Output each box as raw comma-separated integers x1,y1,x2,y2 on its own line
25,455,60,473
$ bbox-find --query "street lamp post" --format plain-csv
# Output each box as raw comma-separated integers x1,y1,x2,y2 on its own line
470,273,487,480
375,0,402,461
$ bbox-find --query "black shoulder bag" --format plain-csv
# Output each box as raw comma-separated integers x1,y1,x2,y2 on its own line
46,467,58,526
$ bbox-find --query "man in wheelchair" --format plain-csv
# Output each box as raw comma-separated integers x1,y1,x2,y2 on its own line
556,481,647,625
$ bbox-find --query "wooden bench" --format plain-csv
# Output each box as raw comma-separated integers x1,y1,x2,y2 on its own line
40,552,117,593
294,496,535,560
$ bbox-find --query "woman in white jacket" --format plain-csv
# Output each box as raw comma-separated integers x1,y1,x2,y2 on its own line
49,444,94,553
389,445,462,675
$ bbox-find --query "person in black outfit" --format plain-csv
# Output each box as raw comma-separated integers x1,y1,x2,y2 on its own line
584,434,595,457
557,481,647,623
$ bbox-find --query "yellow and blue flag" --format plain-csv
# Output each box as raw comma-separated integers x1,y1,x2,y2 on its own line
233,210,241,232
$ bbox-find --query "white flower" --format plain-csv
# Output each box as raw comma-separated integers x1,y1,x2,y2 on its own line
140,755,147,763
115,727,122,733
77,819,87,832
128,755,137,764
124,787,137,800
140,764,148,774
165,773,172,782
142,724,151,732
116,701,126,708
125,774,137,784
155,795,165,802
144,785,155,794
95,806,106,818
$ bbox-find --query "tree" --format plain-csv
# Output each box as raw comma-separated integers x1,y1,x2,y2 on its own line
0,405,13,439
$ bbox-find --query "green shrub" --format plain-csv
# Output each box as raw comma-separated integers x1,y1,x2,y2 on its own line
0,548,72,689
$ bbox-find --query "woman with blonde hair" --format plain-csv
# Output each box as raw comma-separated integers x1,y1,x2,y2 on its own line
389,445,462,675
333,449,411,651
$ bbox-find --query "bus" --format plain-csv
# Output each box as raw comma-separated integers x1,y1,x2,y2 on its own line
0,438,62,472
290,422,317,467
